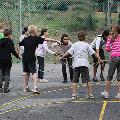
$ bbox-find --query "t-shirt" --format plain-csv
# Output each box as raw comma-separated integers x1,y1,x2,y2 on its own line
0,32,4,40
0,38,19,61
19,36,44,61
91,35,105,49
52,42,72,55
68,41,95,68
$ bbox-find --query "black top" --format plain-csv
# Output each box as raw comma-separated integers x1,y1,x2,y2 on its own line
0,38,19,61
19,36,44,61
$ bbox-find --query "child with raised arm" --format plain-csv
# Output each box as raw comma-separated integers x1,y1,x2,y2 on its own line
101,25,120,99
19,25,59,93
60,30,102,100
0,29,19,93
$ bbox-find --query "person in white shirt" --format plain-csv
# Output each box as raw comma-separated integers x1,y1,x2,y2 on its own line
60,30,103,100
35,29,57,83
91,30,109,82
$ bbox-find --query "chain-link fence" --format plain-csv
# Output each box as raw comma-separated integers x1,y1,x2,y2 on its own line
0,0,119,63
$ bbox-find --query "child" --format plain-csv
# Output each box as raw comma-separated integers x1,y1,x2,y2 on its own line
52,34,73,83
0,29,19,93
91,30,109,82
60,30,102,100
101,25,120,99
35,29,58,83
19,25,59,93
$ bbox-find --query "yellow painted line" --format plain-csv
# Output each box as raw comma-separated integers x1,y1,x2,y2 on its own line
99,101,108,120
0,99,120,116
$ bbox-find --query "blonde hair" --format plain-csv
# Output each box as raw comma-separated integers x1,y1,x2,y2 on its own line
28,25,37,35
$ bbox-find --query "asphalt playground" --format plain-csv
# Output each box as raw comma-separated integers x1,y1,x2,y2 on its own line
0,63,120,120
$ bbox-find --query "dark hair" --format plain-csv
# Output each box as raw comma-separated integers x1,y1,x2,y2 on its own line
77,30,86,41
102,29,109,41
39,29,48,36
61,34,69,44
22,27,28,35
3,29,12,36
111,25,120,42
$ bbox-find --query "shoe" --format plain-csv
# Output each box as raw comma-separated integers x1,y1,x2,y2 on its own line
22,72,26,76
100,74,105,81
115,93,120,100
23,87,32,92
62,79,67,83
101,91,109,99
32,88,40,94
39,79,48,83
72,94,79,100
4,89,10,93
85,94,95,99
0,88,3,93
92,77,99,82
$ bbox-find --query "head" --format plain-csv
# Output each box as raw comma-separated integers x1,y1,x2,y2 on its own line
22,27,28,34
28,25,37,36
40,29,48,37
77,30,86,41
61,34,69,45
110,25,120,41
3,29,12,39
102,29,110,41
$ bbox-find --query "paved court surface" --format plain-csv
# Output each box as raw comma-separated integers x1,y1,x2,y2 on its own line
0,64,120,120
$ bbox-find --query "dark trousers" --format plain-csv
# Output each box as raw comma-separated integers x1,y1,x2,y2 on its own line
61,57,73,81
37,56,44,79
0,69,10,90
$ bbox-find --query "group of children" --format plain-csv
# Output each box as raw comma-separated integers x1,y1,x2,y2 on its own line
0,24,120,100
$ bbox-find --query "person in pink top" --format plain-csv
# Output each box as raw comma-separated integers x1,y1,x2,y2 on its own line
101,25,120,99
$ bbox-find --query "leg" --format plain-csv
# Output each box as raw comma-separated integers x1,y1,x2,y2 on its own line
61,59,67,82
92,54,99,82
37,57,44,79
72,67,80,96
67,57,73,81
24,72,30,88
4,69,10,92
0,69,4,89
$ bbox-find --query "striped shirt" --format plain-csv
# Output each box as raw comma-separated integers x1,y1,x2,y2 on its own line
106,34,120,59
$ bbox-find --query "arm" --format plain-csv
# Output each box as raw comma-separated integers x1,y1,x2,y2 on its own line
95,37,101,56
60,51,70,59
10,41,19,59
43,42,55,55
105,36,112,52
45,38,60,44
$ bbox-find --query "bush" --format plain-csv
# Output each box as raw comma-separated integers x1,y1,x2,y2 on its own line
82,14,96,30
55,1,68,11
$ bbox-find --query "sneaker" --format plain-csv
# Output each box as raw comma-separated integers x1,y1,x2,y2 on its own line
100,74,105,81
92,77,99,82
115,93,120,100
0,88,3,93
72,94,79,100
39,79,48,83
85,94,95,99
23,87,32,92
62,79,67,83
32,88,40,94
4,89,10,93
101,91,109,99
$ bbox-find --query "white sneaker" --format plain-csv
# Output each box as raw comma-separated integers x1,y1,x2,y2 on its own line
39,79,48,83
115,93,120,100
32,88,40,94
101,91,109,99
